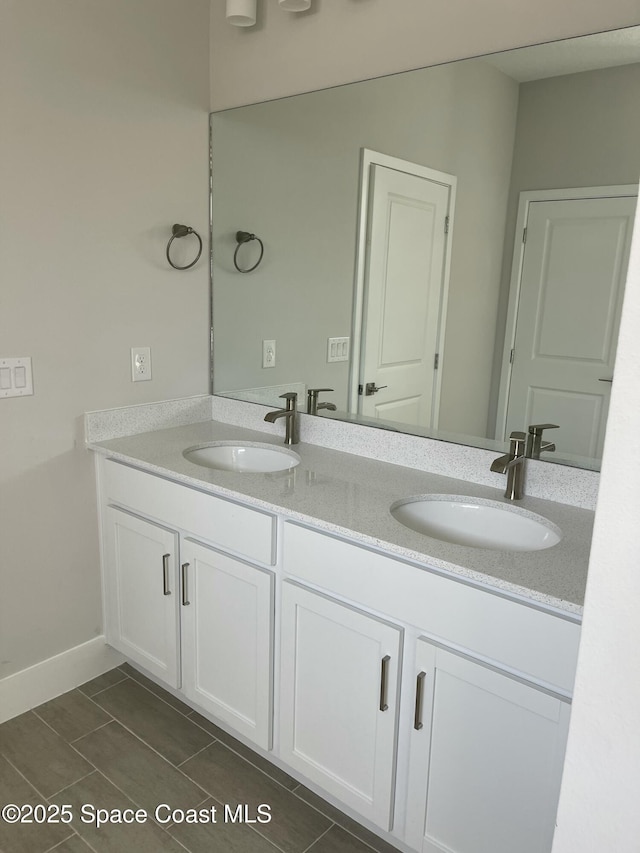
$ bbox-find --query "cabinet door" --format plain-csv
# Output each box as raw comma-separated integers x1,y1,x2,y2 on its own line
104,507,180,688
405,639,570,853
180,539,274,750
279,581,402,830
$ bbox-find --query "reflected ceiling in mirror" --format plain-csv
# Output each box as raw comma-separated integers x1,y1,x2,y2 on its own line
211,27,640,471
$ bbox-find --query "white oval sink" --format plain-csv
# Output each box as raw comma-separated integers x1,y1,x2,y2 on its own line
390,495,561,551
183,442,301,473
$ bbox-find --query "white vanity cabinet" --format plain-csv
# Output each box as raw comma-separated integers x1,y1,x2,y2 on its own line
405,639,570,853
279,580,402,830
96,456,580,853
282,521,579,852
100,459,275,750
179,538,273,748
104,505,181,688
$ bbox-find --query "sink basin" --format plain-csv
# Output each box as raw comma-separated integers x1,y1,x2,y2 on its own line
390,495,561,551
183,442,301,473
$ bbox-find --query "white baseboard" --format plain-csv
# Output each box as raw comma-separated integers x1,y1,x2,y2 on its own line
0,636,125,724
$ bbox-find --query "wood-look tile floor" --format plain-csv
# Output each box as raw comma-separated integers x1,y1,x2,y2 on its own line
0,664,401,853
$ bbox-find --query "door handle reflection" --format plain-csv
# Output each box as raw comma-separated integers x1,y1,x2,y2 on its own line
365,383,388,396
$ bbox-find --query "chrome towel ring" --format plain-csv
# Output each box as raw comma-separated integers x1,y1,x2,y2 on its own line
166,224,203,270
234,231,264,273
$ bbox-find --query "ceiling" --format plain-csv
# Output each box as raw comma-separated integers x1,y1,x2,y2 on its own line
483,25,640,82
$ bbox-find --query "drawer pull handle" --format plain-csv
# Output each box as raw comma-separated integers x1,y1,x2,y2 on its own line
414,671,427,730
379,655,391,712
162,554,171,596
181,562,190,606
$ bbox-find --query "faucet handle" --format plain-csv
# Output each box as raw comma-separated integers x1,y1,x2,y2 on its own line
509,431,526,456
307,388,334,415
279,391,298,405
528,423,559,434
526,423,559,459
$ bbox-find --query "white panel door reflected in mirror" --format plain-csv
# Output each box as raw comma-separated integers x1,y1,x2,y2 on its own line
499,189,635,464
355,156,455,431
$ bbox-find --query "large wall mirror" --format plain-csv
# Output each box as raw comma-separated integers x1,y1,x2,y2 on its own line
211,27,640,471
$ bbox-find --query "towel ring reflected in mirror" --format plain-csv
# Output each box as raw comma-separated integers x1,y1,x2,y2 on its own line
234,231,264,273
166,224,203,270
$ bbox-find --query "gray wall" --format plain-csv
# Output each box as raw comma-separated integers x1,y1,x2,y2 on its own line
510,63,640,191
0,0,211,679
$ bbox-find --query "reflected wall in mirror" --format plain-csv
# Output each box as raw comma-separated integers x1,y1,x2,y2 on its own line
211,27,640,470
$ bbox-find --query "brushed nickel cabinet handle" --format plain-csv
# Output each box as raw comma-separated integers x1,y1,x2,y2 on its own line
379,655,391,712
414,671,427,730
181,562,190,606
162,554,171,596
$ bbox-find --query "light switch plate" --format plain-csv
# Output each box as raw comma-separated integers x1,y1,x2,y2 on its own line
327,337,350,363
0,357,33,398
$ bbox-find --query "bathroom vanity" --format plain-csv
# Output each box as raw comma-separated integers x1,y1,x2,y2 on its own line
89,414,591,853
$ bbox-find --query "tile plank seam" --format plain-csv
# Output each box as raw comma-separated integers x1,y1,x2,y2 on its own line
300,823,337,853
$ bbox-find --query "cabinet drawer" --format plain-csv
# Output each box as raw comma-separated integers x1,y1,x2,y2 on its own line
103,459,275,565
283,522,580,693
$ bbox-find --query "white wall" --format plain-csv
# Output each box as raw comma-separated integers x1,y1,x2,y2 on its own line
210,0,640,109
209,3,640,848
551,160,640,853
0,0,211,679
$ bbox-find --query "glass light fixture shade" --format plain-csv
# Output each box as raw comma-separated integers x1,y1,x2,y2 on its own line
226,0,257,26
278,0,311,11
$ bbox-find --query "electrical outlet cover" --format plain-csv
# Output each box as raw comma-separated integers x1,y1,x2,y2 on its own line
262,339,276,369
131,347,152,381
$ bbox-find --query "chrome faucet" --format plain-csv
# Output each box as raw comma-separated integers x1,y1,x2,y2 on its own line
264,392,300,445
491,431,527,500
307,388,337,416
526,423,559,459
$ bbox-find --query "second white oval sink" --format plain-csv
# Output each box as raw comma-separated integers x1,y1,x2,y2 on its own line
390,495,561,551
183,442,301,473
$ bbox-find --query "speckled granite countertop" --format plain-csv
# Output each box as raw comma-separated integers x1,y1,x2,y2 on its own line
89,419,592,618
